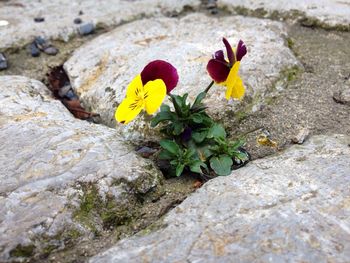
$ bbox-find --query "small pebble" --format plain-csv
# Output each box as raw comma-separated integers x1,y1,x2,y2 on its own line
29,42,40,57
0,52,8,70
34,17,45,23
44,46,59,56
65,90,79,100
74,18,82,24
78,23,94,36
34,36,49,50
79,10,84,15
291,128,310,144
136,146,157,158
333,87,350,106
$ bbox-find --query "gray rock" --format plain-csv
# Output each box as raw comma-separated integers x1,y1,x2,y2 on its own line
64,14,298,141
29,42,40,57
45,46,58,55
33,17,45,23
78,23,95,36
291,127,310,144
91,134,350,263
0,0,201,49
0,76,162,261
0,52,7,70
74,17,82,24
43,46,59,55
333,85,350,105
218,0,350,28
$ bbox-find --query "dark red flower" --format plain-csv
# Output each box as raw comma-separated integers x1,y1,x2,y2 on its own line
207,38,247,83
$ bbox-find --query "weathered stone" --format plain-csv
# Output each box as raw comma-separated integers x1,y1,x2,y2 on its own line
218,0,350,28
78,23,95,36
64,14,298,141
91,134,350,263
333,85,350,105
0,0,200,49
291,127,310,144
43,46,59,56
0,76,162,261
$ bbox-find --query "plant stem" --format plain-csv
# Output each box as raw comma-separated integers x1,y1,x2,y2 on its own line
204,81,214,94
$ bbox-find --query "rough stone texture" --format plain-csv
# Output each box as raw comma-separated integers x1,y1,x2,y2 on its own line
64,14,298,141
218,0,350,28
0,76,161,261
0,0,200,49
91,134,350,263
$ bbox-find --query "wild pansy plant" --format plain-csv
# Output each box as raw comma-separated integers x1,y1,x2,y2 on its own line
116,38,250,179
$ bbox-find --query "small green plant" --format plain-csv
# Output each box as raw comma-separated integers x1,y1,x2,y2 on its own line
115,38,251,179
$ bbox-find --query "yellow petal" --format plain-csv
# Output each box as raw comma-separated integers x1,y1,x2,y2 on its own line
126,74,143,99
225,83,233,100
115,97,143,124
230,75,245,100
225,61,245,100
143,79,166,114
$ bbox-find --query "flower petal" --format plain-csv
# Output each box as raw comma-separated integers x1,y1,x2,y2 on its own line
223,37,235,65
143,79,167,114
214,50,226,63
141,60,179,93
115,97,143,124
230,75,245,100
207,59,230,83
126,74,143,99
236,40,247,61
225,61,245,100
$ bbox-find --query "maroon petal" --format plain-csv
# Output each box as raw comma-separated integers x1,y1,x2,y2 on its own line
222,37,235,65
214,50,225,63
141,60,179,93
236,40,247,61
207,59,230,83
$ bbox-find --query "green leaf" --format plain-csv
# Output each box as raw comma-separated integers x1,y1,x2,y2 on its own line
191,113,203,124
158,149,175,160
210,155,233,176
197,145,213,160
160,139,181,155
192,92,206,109
229,138,246,150
176,164,185,177
151,111,175,127
233,151,249,161
173,121,184,135
189,160,207,174
207,124,226,139
160,104,171,112
192,130,208,143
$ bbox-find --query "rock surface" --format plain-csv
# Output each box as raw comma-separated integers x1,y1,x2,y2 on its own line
218,0,350,28
0,76,161,261
91,134,350,263
64,13,298,141
0,0,200,49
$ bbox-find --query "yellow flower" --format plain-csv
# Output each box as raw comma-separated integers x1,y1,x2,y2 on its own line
115,60,179,124
115,74,166,124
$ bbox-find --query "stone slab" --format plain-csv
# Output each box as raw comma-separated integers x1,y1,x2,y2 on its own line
0,76,161,261
218,0,350,28
91,134,350,263
0,0,200,49
64,13,298,141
